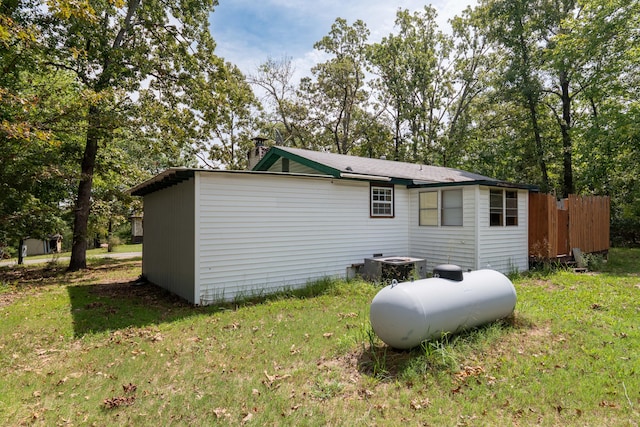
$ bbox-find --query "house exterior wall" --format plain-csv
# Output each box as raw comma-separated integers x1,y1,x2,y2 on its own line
266,158,322,175
408,186,478,271
477,187,529,274
195,172,409,304
23,238,47,256
142,178,196,303
408,186,529,274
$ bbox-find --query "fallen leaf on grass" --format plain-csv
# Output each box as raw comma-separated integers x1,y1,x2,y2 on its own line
122,383,137,394
338,312,358,319
359,388,374,399
103,396,136,409
214,408,231,419
410,398,431,410
223,322,240,330
454,365,485,382
599,401,619,408
263,371,291,389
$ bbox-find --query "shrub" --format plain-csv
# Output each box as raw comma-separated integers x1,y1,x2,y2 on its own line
107,235,122,253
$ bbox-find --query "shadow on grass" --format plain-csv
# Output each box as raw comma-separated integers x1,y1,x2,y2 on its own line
67,279,212,337
67,274,343,337
356,313,534,381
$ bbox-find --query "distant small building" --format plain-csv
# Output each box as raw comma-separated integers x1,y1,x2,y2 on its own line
23,234,62,256
130,214,143,244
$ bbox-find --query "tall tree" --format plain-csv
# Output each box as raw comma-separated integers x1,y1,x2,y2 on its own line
366,26,410,160
36,0,227,270
249,56,310,147
1,3,81,261
300,18,371,154
194,62,258,169
367,7,488,166
479,0,551,192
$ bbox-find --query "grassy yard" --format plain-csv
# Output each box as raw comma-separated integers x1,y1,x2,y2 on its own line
0,250,638,426
2,244,143,264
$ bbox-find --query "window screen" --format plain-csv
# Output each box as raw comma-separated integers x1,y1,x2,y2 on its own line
490,189,504,226
506,190,518,226
441,189,463,226
419,192,438,226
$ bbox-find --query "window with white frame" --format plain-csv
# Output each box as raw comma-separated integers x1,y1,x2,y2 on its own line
371,184,394,217
419,191,438,226
441,189,463,226
490,189,518,226
506,190,518,225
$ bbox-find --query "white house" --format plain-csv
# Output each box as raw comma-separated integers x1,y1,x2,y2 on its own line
23,235,63,256
130,147,535,305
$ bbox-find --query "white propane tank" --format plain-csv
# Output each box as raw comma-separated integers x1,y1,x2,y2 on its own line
369,266,517,349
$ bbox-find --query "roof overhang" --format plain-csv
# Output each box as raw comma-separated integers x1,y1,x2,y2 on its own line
408,180,539,191
129,168,337,197
129,169,196,197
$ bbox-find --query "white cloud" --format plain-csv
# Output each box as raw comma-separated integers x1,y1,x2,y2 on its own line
210,0,476,80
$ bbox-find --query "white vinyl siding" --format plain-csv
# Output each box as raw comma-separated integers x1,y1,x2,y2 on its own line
196,173,409,303
265,158,327,175
409,186,477,272
142,177,196,303
140,173,530,304
477,187,529,273
410,185,529,274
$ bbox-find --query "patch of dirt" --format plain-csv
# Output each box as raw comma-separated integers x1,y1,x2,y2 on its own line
89,281,189,308
0,266,65,308
0,261,142,308
0,265,67,285
532,279,561,291
0,292,18,308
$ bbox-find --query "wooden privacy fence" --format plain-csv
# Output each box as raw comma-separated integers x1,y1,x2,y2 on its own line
529,193,610,259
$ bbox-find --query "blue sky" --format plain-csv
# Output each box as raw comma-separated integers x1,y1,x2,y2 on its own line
209,0,476,81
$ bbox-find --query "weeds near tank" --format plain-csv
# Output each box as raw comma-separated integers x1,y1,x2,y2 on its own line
366,327,389,379
355,322,389,379
419,333,458,370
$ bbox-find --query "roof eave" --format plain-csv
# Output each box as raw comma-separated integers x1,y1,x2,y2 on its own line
129,168,195,197
408,180,538,191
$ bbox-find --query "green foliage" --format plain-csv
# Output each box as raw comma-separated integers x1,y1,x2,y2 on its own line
2,0,260,269
298,18,373,154
0,65,81,249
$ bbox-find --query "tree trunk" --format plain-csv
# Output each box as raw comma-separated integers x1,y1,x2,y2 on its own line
68,105,100,271
526,95,550,192
559,70,573,197
17,238,24,265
